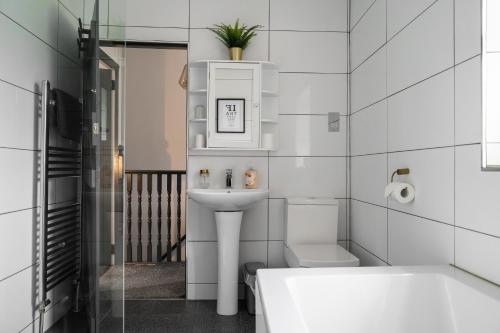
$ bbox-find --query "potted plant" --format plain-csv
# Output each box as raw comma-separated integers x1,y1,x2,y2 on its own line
209,19,262,61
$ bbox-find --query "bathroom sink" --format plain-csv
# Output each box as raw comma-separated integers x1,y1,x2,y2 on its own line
187,188,269,316
188,188,269,211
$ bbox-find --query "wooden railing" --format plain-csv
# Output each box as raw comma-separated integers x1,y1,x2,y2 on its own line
125,170,186,263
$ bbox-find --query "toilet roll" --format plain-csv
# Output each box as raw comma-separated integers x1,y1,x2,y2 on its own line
262,133,274,150
384,182,415,204
195,134,205,149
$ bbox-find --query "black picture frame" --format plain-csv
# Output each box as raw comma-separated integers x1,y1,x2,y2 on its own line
216,98,246,133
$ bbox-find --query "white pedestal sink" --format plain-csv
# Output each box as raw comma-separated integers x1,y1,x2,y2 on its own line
188,188,269,315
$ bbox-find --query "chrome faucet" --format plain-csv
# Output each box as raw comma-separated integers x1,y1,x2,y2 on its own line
225,169,233,189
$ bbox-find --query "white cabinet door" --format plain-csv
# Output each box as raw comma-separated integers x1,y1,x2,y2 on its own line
207,62,261,148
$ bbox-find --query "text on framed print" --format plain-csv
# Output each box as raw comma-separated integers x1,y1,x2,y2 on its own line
216,98,245,133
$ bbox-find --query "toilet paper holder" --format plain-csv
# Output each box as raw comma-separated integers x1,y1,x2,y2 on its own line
391,168,410,182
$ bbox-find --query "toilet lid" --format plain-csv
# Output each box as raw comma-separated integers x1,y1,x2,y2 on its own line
286,244,360,268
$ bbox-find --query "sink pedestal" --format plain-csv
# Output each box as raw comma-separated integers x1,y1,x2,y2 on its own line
215,211,243,315
187,189,269,316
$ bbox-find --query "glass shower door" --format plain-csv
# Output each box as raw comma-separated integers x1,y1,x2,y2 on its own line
82,1,124,332
96,55,124,332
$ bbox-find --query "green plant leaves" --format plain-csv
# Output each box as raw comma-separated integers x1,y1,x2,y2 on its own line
208,18,262,49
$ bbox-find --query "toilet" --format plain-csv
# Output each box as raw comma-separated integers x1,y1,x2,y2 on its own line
284,198,359,268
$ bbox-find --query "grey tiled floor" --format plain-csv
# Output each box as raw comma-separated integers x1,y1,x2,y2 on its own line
99,263,186,300
48,299,254,333
124,300,255,333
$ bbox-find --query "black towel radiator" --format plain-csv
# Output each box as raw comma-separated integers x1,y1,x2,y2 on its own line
39,80,82,331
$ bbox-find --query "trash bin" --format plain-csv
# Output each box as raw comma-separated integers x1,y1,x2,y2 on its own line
243,262,265,315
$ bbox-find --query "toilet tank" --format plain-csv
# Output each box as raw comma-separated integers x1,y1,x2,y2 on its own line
284,198,339,246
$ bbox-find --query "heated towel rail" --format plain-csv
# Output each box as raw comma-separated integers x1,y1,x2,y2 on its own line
39,80,82,331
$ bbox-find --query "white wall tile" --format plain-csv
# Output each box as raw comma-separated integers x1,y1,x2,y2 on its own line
268,199,285,240
455,56,482,145
190,0,268,29
351,46,386,112
272,115,346,157
0,149,38,214
0,0,59,48
0,82,40,150
189,28,268,62
271,0,347,32
0,209,36,280
187,284,217,300
388,210,454,265
455,0,481,63
386,0,436,39
349,240,387,266
350,100,387,156
0,265,73,333
456,228,500,285
350,200,387,260
187,198,268,241
387,147,454,224
351,154,387,206
108,0,188,28
239,241,268,279
267,198,347,241
456,145,500,237
388,68,454,151
386,0,453,94
0,266,37,333
108,26,189,43
268,241,287,268
187,156,268,190
241,200,268,241
187,241,267,284
187,241,218,283
350,0,386,69
269,157,346,198
0,13,58,93
350,0,376,29
270,31,347,73
279,73,347,115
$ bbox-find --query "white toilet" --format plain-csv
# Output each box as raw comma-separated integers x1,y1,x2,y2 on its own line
284,198,360,268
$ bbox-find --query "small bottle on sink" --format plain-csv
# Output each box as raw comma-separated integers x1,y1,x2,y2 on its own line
199,169,210,189
245,167,257,189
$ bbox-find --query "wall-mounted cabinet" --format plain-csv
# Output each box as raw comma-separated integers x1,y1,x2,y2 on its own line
188,60,279,151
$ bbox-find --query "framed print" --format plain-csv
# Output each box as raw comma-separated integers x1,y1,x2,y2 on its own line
217,98,245,133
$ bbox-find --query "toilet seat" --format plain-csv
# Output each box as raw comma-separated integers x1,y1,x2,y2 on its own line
284,243,360,268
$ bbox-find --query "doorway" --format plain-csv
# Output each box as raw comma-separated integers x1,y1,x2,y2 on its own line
102,43,188,300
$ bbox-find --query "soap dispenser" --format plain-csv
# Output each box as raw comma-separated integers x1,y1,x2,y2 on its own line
245,166,257,189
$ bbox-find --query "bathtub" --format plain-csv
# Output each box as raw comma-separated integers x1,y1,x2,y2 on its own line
255,265,500,333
